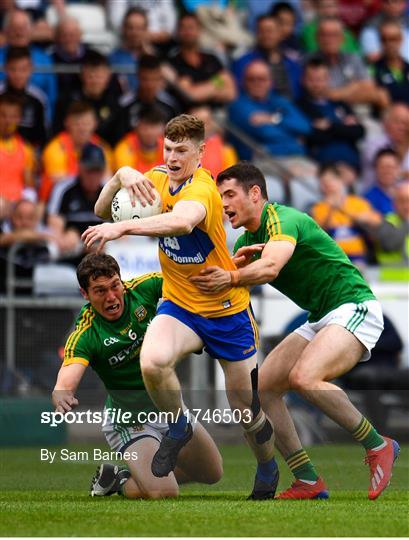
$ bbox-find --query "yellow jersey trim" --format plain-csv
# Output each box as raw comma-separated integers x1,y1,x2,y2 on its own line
63,356,89,367
268,235,297,245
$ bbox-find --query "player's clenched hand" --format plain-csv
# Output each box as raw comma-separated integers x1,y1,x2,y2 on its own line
52,391,79,413
232,244,265,268
189,266,232,293
82,223,124,253
117,166,156,207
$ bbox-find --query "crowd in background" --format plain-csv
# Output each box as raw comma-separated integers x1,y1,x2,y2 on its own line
0,0,408,293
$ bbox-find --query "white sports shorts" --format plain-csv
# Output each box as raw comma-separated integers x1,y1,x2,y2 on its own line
294,300,384,362
102,413,169,455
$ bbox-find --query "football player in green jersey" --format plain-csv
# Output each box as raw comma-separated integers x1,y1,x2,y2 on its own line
190,162,400,501
52,253,222,499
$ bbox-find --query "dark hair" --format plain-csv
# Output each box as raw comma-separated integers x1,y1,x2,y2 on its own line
137,105,166,125
81,49,110,69
77,254,121,291
123,6,148,26
138,54,161,71
217,161,268,200
5,46,31,64
65,100,95,118
270,2,296,17
304,56,329,71
178,12,201,27
256,14,276,27
373,147,400,166
165,114,204,143
0,92,23,110
318,162,343,177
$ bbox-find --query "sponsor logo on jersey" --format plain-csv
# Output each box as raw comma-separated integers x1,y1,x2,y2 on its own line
104,337,120,346
159,228,214,265
134,305,147,322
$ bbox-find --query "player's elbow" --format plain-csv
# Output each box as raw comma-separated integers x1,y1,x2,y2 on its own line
263,260,279,281
94,200,109,220
175,217,194,235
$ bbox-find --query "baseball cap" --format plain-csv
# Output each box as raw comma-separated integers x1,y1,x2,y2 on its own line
80,143,106,170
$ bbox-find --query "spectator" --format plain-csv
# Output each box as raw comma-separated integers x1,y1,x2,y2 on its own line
165,13,236,109
372,20,409,106
106,0,177,50
361,103,409,186
109,7,154,94
53,50,122,147
0,10,56,115
372,181,409,281
0,199,57,294
15,0,55,44
311,163,381,266
297,57,365,170
360,0,409,62
270,2,301,59
189,104,238,179
0,93,35,213
364,148,401,215
47,143,105,258
118,54,180,139
228,59,310,160
311,16,389,108
231,14,301,100
0,46,48,147
48,16,89,97
39,101,112,204
113,106,165,171
301,0,360,54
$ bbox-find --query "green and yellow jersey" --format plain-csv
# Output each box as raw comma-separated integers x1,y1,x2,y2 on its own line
234,203,376,322
63,273,163,420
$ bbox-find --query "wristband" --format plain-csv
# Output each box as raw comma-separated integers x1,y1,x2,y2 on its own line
230,270,240,286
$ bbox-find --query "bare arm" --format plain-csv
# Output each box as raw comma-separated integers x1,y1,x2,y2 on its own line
82,200,207,252
52,363,87,413
190,240,295,292
95,166,157,220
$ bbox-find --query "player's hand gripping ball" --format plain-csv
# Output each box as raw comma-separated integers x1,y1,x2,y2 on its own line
111,187,162,222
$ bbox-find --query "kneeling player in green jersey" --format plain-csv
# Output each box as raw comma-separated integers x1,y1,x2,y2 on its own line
190,162,400,501
52,253,222,499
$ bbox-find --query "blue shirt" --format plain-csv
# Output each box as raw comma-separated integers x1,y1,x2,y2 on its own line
228,91,310,159
364,185,394,215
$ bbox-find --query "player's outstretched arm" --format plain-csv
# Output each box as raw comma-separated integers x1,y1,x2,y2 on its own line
82,200,206,253
232,244,265,268
95,167,157,220
52,363,86,413
190,240,295,292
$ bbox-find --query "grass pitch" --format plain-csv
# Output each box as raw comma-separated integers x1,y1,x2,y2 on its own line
0,444,408,537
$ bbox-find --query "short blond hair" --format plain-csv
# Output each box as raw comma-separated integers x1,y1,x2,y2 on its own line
164,114,204,144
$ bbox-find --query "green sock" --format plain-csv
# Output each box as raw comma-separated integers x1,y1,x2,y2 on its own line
352,416,385,450
286,449,319,482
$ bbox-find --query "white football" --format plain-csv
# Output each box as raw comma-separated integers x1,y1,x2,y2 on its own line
111,187,162,222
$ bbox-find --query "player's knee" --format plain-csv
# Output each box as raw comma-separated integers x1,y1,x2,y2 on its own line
142,485,179,499
288,367,315,392
140,349,172,379
203,457,223,484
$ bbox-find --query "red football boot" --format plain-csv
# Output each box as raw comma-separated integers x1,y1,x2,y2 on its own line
366,437,400,500
276,477,329,500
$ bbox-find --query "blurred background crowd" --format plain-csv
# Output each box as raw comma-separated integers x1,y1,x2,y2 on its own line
0,1,407,438
0,0,408,288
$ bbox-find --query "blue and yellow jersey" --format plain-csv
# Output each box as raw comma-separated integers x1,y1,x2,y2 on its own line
145,165,249,317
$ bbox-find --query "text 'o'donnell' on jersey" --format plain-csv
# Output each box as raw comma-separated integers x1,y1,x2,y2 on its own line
145,165,249,317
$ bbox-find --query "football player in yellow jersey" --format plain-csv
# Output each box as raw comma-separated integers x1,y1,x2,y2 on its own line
82,114,278,499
